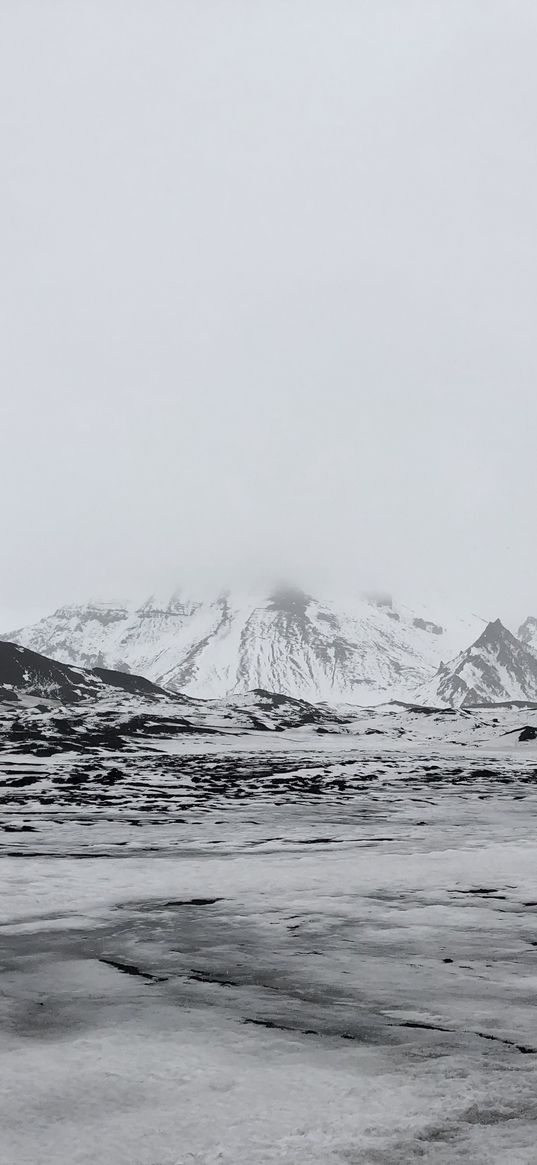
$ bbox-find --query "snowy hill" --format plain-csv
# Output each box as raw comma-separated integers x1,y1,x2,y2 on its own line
3,587,485,703
3,636,537,760
418,619,537,707
0,639,184,706
0,639,108,704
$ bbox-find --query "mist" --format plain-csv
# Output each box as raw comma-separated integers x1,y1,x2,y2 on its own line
2,0,537,628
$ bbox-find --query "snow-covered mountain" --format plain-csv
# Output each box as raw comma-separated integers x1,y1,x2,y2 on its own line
3,637,537,762
518,616,537,655
418,619,537,707
3,587,485,704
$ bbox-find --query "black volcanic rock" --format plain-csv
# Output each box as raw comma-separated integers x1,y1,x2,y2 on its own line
0,640,105,704
0,641,197,711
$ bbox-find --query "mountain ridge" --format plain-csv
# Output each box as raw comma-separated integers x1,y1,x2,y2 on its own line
2,587,485,704
6,623,537,725
418,618,537,707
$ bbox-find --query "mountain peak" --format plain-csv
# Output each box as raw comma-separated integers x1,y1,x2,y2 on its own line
419,618,537,707
475,618,512,646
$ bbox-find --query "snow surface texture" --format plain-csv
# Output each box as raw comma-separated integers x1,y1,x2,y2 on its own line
4,712,537,1163
4,587,485,703
5,656,537,1163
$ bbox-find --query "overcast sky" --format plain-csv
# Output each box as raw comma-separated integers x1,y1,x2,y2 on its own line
1,1,537,628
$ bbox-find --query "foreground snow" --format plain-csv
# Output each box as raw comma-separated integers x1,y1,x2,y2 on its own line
3,731,537,1163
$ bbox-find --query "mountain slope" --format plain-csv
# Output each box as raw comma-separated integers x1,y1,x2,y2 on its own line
0,639,358,737
3,587,485,703
417,619,537,707
0,640,180,705
0,640,107,703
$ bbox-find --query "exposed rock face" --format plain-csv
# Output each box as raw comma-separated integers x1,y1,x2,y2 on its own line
0,640,177,705
0,640,104,704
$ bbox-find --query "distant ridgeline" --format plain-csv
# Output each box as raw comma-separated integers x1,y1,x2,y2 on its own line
3,587,537,706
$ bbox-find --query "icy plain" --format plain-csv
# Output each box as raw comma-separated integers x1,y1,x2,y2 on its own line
3,725,537,1164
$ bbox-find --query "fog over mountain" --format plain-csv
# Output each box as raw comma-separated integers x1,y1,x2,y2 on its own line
4,587,485,704
2,2,537,627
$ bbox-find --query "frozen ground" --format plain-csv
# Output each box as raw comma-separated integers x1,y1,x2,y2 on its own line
3,733,537,1163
